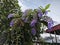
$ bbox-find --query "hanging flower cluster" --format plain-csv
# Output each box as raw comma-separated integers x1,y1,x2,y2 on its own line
8,13,14,18
42,16,54,29
8,4,54,43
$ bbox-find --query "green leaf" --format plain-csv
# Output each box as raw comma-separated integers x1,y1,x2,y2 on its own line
41,9,45,13
45,4,50,10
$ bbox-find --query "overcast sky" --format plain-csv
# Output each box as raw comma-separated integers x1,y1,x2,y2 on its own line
18,0,60,25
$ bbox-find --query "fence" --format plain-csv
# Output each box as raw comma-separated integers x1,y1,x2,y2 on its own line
33,39,60,45
0,32,60,45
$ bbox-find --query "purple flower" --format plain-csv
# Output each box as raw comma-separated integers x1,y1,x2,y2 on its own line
30,19,37,27
37,9,43,18
42,16,54,30
48,20,54,29
10,20,14,27
31,28,36,35
44,11,48,15
8,14,14,18
21,16,28,23
38,12,43,18
48,22,52,29
24,17,28,22
22,9,30,17
21,9,30,21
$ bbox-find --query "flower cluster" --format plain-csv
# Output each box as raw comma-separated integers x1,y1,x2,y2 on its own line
10,19,14,27
31,28,36,35
37,9,43,18
8,13,14,18
30,19,37,27
8,4,54,41
47,19,54,29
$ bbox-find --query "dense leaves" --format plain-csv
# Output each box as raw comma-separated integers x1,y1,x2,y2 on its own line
0,0,22,45
9,4,54,45
0,0,54,45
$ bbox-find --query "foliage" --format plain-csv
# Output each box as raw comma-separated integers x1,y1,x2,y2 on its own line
0,0,54,45
8,4,53,45
0,0,22,45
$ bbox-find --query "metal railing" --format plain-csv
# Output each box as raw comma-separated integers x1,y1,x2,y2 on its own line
0,31,60,45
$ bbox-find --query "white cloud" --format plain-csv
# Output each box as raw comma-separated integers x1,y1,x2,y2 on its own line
18,0,29,11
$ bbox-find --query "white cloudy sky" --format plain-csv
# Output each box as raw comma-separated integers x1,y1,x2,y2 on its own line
18,0,60,25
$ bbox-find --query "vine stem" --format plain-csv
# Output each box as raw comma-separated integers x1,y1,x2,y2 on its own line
16,37,18,45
